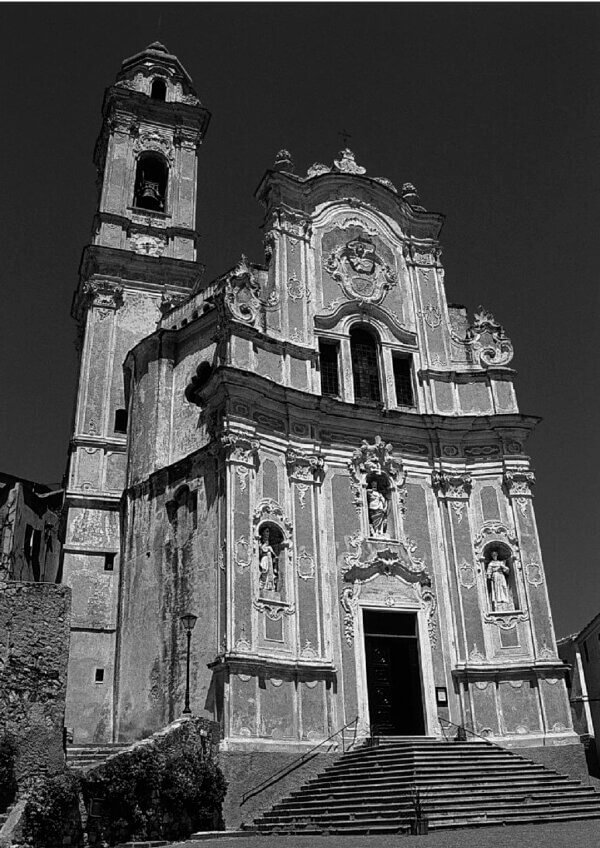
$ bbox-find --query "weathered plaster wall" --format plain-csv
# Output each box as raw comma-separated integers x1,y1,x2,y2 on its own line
0,581,71,785
116,450,220,741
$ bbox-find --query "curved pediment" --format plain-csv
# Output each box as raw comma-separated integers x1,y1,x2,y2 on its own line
314,299,417,347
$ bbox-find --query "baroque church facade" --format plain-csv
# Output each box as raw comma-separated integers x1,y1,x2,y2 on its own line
62,43,575,754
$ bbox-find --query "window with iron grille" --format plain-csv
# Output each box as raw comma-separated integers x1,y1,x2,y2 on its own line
319,340,340,396
350,327,381,403
393,355,415,407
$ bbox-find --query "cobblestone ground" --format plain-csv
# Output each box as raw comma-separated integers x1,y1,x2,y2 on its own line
169,818,600,848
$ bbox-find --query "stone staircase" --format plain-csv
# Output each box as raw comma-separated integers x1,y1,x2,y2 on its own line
246,738,600,835
66,743,128,771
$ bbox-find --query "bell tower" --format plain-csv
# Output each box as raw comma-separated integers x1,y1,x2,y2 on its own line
62,43,210,742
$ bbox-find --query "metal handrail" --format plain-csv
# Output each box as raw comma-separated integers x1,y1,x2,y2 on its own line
437,715,495,745
240,716,360,806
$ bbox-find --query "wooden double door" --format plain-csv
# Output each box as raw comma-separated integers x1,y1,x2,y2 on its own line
364,610,425,736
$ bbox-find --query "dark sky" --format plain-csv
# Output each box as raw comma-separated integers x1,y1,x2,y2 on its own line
1,4,598,638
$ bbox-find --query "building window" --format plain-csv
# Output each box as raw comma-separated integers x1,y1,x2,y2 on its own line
393,354,415,407
319,340,340,397
95,668,105,683
104,553,116,572
114,408,128,434
133,152,168,212
150,78,167,101
350,326,381,403
584,642,590,663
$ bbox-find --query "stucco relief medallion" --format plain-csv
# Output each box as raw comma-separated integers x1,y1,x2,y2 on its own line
297,547,315,580
301,640,318,658
459,560,476,590
323,234,397,304
235,624,251,652
451,501,465,523
525,561,544,586
469,643,486,663
236,466,249,493
287,273,306,301
133,128,174,162
129,232,167,257
418,303,442,330
234,536,251,570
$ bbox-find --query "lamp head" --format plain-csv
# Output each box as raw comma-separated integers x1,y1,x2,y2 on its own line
180,613,198,632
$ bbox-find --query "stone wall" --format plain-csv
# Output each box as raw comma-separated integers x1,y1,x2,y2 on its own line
0,581,71,786
220,750,336,829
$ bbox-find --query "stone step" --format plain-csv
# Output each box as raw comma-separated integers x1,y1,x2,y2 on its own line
268,790,600,818
278,784,600,807
256,802,600,831
247,739,600,835
288,779,592,802
302,765,568,786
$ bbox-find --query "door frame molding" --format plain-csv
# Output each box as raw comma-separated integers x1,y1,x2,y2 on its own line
355,600,438,737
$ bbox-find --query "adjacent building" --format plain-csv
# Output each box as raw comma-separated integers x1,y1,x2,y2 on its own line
559,619,600,765
0,472,62,583
62,43,576,760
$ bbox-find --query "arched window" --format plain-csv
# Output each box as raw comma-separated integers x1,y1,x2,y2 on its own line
350,326,381,403
133,152,168,212
150,78,167,101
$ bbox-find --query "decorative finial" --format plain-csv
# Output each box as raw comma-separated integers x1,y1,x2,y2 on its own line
273,149,294,172
147,41,169,53
402,183,419,201
402,182,426,210
333,148,366,175
338,129,352,148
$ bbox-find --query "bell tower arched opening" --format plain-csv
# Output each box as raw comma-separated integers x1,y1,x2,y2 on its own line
133,152,168,212
150,78,167,101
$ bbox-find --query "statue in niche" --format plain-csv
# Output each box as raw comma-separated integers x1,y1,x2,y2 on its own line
367,478,389,536
258,525,284,595
486,549,514,611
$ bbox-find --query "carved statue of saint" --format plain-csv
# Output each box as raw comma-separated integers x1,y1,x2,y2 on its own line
367,481,388,536
259,527,279,592
486,550,513,611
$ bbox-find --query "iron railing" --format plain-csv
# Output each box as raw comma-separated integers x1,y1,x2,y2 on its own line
240,715,360,806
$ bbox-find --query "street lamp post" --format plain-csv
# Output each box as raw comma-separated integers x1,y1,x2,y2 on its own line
180,613,198,716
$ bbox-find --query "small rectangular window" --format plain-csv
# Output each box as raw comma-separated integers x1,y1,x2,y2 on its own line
104,553,116,572
584,642,590,663
114,408,128,434
319,340,340,397
95,668,105,683
393,355,415,407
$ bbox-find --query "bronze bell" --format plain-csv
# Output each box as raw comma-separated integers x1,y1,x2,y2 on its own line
139,179,163,210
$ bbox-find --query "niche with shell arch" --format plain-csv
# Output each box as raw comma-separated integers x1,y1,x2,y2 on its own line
350,436,405,541
365,470,394,538
483,540,520,613
253,498,293,601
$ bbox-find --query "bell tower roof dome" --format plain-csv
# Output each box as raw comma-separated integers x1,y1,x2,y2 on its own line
116,42,199,102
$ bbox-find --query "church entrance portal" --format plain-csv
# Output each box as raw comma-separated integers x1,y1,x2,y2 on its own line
363,610,425,736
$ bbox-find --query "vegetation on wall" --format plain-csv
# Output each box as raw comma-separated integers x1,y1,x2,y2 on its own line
0,734,17,811
21,746,227,848
84,744,227,844
22,770,82,848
